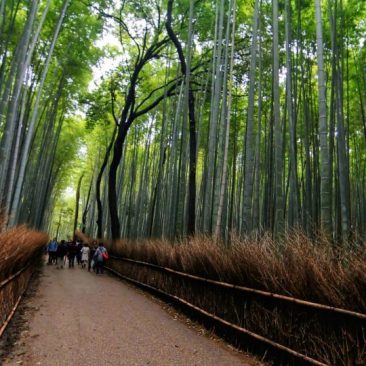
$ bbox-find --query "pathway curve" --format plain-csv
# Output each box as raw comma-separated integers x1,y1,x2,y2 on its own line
3,261,260,366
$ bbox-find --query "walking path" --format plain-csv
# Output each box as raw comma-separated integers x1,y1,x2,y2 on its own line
3,262,260,366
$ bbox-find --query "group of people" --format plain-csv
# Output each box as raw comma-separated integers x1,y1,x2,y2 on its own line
46,238,109,274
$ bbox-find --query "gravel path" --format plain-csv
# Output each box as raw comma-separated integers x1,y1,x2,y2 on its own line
3,262,259,366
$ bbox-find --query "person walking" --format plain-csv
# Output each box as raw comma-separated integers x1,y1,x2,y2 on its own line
47,238,58,265
88,241,97,272
76,241,83,266
67,241,78,268
56,240,67,269
80,244,90,269
93,243,108,274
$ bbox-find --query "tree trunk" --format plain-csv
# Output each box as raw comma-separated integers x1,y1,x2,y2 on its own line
285,0,299,227
273,0,284,235
215,0,236,239
202,0,225,233
242,0,260,233
315,0,332,235
96,126,117,238
73,174,84,240
165,0,197,236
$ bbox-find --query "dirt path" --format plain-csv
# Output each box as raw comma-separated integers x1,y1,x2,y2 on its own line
2,262,260,366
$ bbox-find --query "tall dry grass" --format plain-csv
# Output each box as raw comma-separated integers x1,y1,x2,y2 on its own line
96,231,365,312
77,230,366,363
77,229,366,312
0,224,49,282
0,221,49,335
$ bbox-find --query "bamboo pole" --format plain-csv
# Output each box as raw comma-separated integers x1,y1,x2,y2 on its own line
0,266,32,338
0,264,30,290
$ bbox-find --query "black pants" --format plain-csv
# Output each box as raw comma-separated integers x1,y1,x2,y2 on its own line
48,252,57,264
95,261,104,274
68,255,75,268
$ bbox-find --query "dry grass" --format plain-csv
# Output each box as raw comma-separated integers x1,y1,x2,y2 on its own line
0,222,49,333
77,230,366,364
77,228,366,311
77,229,366,311
86,231,365,312
0,224,49,283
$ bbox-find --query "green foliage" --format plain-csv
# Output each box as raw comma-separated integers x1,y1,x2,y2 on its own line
3,0,365,239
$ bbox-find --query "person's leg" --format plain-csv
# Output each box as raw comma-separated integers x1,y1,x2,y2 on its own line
100,261,104,274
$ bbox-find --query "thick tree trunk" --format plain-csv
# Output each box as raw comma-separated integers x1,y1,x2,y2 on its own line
109,124,128,240
96,127,117,238
165,0,197,236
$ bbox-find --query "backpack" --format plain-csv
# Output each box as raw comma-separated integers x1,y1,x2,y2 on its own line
102,249,109,260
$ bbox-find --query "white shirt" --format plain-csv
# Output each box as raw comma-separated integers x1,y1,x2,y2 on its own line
80,246,90,261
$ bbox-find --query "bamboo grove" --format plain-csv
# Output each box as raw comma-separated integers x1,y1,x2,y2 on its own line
1,0,366,243
0,0,104,228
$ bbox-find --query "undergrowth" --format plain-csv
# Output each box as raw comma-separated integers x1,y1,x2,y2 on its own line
77,230,366,364
0,223,49,282
0,220,49,336
84,231,366,312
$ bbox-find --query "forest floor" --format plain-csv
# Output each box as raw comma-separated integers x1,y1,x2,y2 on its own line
1,259,262,366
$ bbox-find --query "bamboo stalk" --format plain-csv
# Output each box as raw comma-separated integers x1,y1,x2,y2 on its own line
0,266,32,338
0,264,30,290
0,294,23,338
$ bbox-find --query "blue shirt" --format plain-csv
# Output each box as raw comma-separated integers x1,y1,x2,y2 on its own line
47,240,58,252
94,246,107,262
